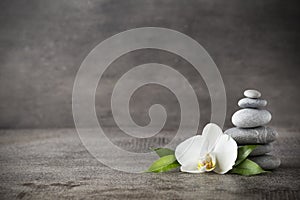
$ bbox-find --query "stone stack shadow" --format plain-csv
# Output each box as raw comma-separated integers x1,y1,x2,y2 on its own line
225,89,281,170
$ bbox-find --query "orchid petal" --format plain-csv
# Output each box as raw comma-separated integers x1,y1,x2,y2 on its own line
201,123,223,153
213,134,238,174
180,163,203,173
175,135,204,167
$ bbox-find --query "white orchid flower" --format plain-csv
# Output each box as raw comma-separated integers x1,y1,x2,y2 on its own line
175,123,238,174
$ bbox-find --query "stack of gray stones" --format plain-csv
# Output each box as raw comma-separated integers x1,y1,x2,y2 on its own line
225,89,281,170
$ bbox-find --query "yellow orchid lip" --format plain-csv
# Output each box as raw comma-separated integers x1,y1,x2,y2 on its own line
197,154,216,172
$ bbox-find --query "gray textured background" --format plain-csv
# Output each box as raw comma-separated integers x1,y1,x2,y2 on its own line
0,1,300,199
0,0,299,130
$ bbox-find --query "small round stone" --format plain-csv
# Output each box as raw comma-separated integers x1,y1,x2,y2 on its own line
238,98,267,108
249,155,281,170
232,108,272,128
244,89,261,99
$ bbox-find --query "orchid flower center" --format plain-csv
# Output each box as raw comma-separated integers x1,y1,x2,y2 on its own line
197,153,216,172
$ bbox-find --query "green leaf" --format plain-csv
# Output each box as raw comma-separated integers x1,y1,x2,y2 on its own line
151,162,181,173
151,148,175,157
235,145,258,166
146,155,180,173
230,159,268,176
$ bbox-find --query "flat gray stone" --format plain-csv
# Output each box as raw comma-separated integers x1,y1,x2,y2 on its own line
232,108,272,128
244,89,261,98
225,127,278,144
249,155,281,170
249,143,274,156
238,98,267,108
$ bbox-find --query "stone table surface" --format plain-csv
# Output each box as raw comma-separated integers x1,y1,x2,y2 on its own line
0,128,299,200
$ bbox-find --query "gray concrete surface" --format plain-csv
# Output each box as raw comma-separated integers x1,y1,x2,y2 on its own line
0,0,299,130
0,128,299,199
